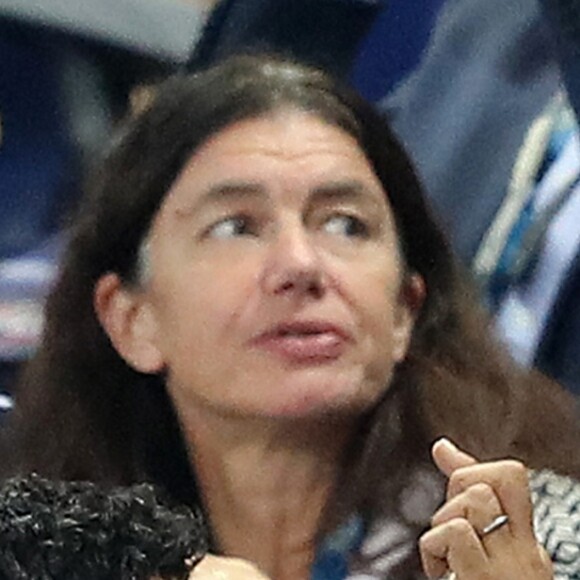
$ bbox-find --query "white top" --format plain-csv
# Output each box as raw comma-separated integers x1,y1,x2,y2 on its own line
495,132,580,365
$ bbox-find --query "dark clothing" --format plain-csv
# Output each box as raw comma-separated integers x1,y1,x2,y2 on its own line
189,0,384,79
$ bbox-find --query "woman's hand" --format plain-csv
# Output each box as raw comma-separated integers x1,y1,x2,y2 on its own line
188,555,270,579
419,438,553,580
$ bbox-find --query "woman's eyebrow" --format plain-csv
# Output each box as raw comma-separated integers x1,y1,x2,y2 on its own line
310,180,386,208
174,181,267,216
173,179,386,217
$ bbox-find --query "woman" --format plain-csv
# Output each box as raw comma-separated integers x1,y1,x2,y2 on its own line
1,55,579,579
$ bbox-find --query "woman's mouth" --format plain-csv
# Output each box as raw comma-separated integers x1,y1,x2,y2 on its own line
250,321,350,363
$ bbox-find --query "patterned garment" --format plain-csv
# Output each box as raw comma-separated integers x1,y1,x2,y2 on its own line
531,470,580,579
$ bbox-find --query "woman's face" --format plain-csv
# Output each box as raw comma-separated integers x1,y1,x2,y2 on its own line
103,110,420,420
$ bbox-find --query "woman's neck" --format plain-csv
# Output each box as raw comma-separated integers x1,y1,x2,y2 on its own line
179,410,356,580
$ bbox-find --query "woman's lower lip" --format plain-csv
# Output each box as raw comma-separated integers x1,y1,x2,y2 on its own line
252,332,346,362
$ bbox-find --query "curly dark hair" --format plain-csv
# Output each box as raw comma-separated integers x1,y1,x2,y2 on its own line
0,474,208,580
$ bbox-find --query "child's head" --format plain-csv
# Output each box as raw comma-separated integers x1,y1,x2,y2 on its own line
0,474,207,579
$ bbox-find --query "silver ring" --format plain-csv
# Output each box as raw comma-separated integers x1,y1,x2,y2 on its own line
480,513,509,537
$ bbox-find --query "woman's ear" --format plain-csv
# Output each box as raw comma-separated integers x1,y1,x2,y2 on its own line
392,273,425,363
94,273,165,374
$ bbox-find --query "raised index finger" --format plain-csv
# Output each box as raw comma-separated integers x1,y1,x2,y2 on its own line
432,439,534,541
432,438,478,476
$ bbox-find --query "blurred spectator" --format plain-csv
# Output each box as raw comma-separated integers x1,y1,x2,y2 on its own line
189,0,387,79
386,0,580,396
473,95,580,370
0,0,206,400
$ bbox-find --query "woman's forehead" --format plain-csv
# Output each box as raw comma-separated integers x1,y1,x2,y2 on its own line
192,109,362,160
154,112,387,220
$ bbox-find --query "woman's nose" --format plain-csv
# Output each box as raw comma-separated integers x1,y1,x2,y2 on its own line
260,225,326,298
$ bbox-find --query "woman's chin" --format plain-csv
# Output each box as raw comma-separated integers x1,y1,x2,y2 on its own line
251,372,384,421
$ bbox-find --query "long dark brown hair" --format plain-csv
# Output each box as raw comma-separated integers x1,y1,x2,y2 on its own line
2,54,579,575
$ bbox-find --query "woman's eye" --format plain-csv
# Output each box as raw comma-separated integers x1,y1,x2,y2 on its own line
322,214,370,238
206,216,256,239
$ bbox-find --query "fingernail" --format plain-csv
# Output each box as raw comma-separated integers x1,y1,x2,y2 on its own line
434,437,456,451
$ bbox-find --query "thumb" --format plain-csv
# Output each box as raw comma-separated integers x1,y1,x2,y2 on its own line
189,555,270,579
432,437,478,477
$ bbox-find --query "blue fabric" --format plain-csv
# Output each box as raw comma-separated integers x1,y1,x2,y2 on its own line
493,131,580,367
311,516,365,580
351,0,445,100
487,197,537,307
0,28,77,259
487,121,576,308
190,0,384,80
